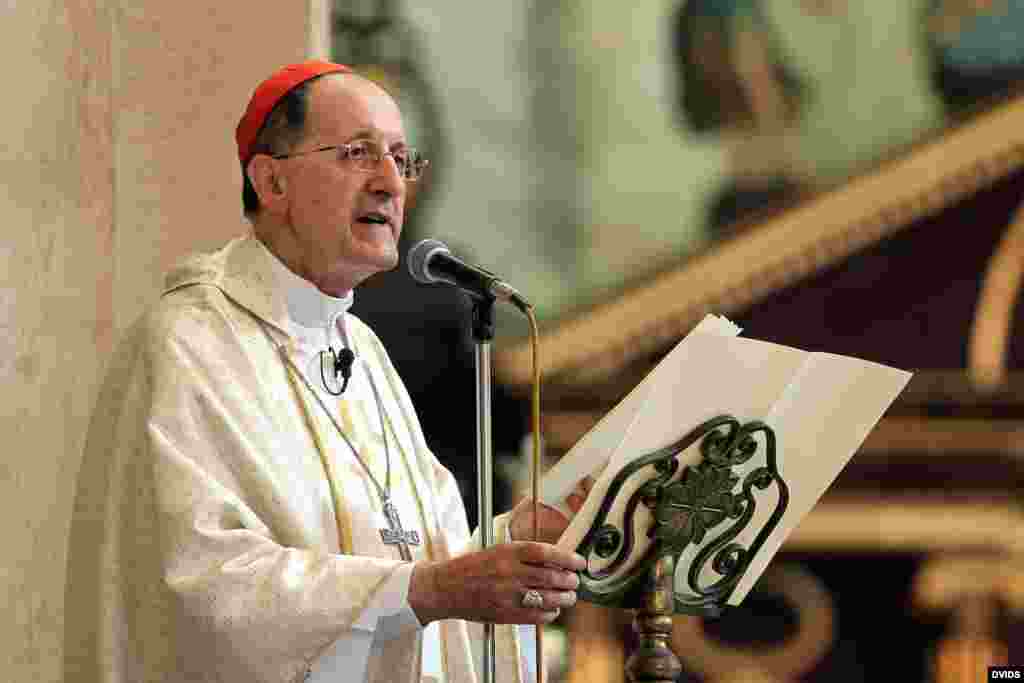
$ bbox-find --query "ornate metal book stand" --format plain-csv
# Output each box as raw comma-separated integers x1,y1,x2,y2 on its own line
574,415,790,682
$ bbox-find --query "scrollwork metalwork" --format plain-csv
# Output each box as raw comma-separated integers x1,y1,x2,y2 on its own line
575,415,789,616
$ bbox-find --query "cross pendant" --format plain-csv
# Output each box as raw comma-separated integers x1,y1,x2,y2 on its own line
380,498,421,561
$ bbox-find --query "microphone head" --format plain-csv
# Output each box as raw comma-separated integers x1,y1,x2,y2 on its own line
336,347,355,367
407,238,451,285
334,347,355,379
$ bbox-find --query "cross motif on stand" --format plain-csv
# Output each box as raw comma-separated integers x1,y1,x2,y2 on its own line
380,498,421,561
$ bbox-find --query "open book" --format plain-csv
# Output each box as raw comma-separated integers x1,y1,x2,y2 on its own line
542,315,911,609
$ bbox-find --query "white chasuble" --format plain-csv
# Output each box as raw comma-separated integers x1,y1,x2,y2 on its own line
63,235,524,683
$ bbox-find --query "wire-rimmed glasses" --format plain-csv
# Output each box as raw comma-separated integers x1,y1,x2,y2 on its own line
271,140,429,181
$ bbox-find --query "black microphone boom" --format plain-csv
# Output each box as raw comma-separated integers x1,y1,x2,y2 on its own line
407,239,528,310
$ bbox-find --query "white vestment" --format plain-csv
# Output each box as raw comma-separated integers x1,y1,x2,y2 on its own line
63,235,523,683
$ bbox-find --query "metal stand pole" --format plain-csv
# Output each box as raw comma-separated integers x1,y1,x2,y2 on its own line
472,297,497,683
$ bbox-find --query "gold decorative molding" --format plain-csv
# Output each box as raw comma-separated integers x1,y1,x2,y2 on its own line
969,200,1024,390
897,369,1024,406
496,96,1024,389
863,417,1024,456
787,500,1024,555
913,554,1024,614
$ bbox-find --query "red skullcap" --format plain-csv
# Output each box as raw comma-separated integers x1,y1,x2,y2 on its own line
235,60,351,167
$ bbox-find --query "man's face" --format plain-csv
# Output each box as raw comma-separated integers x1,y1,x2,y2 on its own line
274,74,407,293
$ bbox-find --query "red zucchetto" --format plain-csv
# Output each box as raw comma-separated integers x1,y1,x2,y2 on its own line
235,60,351,166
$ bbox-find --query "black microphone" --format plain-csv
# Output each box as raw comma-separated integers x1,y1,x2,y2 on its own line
320,346,355,396
407,239,528,310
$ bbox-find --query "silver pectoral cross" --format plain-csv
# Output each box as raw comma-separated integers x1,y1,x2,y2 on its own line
380,498,421,561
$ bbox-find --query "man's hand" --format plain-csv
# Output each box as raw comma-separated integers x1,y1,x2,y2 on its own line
509,475,594,544
408,476,596,626
408,543,587,625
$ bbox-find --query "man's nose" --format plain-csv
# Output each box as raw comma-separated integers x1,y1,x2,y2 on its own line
369,154,406,199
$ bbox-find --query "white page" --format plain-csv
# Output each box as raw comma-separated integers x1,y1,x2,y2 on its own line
552,329,911,608
556,333,807,576
540,315,741,511
724,351,910,603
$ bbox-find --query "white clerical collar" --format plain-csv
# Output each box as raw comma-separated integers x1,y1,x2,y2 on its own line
256,240,354,341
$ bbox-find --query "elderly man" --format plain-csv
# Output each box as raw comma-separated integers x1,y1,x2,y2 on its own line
64,61,589,683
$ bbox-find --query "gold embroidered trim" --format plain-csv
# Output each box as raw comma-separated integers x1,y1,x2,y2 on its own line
280,343,355,555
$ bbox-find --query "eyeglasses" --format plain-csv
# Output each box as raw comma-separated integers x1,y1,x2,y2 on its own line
271,140,429,181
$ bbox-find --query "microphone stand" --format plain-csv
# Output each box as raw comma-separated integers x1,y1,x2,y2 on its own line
471,294,497,683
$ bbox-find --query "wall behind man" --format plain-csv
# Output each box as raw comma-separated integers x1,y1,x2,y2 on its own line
0,2,327,679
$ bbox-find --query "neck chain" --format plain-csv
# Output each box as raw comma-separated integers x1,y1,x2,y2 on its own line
257,319,425,561
259,324,393,505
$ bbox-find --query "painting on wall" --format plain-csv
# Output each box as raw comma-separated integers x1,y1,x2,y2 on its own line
329,0,1024,328
667,0,1024,231
548,0,1024,321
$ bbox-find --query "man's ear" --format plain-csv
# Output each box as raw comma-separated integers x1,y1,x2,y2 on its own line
247,155,287,210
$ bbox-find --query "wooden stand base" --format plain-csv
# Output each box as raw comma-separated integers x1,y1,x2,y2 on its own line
626,555,683,682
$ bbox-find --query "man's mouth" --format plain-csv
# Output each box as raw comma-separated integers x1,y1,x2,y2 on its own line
357,212,391,226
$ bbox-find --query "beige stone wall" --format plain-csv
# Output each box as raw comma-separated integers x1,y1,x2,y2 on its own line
0,2,325,679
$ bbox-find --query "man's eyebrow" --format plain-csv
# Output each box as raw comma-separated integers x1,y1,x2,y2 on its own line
346,128,408,149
